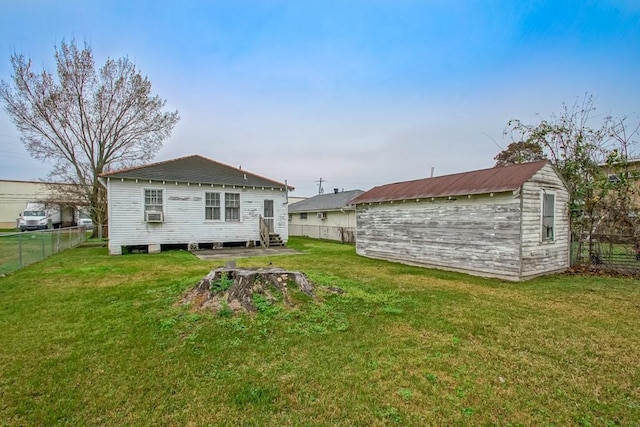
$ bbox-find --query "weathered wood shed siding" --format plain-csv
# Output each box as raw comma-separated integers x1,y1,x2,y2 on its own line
519,164,570,279
106,179,288,255
356,193,524,280
355,163,570,281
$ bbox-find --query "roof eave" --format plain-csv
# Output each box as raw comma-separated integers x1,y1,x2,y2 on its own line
352,188,519,205
289,206,356,213
102,175,289,190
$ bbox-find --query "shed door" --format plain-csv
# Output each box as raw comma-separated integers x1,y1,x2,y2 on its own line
263,200,274,232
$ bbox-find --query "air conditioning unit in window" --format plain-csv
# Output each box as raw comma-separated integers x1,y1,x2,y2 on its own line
317,212,327,220
145,211,164,222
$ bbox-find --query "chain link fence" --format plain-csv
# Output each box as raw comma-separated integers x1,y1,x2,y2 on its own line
571,232,640,273
0,227,88,275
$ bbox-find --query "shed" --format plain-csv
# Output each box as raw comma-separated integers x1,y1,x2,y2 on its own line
350,161,570,281
99,155,292,255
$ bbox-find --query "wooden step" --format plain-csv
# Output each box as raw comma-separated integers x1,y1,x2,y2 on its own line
268,233,284,247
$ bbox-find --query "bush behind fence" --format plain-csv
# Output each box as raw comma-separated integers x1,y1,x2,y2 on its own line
0,227,88,275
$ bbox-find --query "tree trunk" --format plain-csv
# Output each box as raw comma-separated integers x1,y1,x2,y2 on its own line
182,267,315,314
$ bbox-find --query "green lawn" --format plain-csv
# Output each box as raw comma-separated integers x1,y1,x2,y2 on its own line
0,230,87,274
0,237,639,426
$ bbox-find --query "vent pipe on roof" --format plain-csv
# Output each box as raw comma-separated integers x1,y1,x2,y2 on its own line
430,167,435,178
334,188,339,194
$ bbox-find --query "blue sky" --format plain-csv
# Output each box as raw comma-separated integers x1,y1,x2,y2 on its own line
1,0,638,196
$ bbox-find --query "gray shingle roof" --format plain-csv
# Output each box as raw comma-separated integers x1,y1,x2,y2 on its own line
101,154,291,189
288,189,364,212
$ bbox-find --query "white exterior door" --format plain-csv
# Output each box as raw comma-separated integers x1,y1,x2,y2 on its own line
263,200,274,232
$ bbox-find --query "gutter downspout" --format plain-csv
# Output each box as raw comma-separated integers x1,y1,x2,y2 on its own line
340,208,348,227
284,180,289,205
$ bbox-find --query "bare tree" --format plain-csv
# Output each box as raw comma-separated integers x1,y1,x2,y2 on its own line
502,94,640,267
0,40,180,229
504,95,610,198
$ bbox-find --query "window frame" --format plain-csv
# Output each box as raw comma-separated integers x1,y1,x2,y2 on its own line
300,212,307,220
224,192,241,222
204,192,221,221
144,188,164,214
541,191,556,242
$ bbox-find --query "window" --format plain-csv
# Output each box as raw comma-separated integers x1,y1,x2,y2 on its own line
300,212,307,220
288,213,292,221
542,192,555,241
205,192,221,220
144,189,163,213
225,193,240,221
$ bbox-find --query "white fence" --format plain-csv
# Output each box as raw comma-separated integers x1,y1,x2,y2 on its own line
289,224,356,243
0,227,88,275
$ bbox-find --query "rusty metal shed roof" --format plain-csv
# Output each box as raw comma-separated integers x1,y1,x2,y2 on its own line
350,161,549,204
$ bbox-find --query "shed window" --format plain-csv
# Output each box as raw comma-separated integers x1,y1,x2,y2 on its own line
205,192,220,220
300,212,307,220
144,189,163,213
542,192,555,241
225,193,240,221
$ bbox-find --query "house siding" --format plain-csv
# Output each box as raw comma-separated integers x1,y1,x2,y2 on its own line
356,193,524,280
289,209,357,241
519,164,570,279
107,179,288,254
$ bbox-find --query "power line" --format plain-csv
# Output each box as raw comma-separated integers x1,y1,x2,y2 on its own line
0,133,21,139
0,148,32,160
0,139,23,147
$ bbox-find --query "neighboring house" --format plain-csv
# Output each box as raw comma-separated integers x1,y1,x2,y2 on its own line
602,157,640,209
99,155,292,255
595,157,640,246
287,196,307,205
288,189,364,242
350,161,570,281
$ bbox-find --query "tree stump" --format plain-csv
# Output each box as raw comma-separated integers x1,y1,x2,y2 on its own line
182,267,315,314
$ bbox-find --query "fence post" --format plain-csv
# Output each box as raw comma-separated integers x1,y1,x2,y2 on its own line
18,232,23,269
42,232,46,259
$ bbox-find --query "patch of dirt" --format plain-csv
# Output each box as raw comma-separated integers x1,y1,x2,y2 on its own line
564,265,640,279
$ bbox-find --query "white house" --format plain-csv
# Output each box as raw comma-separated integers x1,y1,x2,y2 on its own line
288,189,364,242
287,196,307,205
350,161,570,281
99,155,292,255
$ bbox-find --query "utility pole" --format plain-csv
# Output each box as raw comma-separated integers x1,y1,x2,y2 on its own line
315,177,324,195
